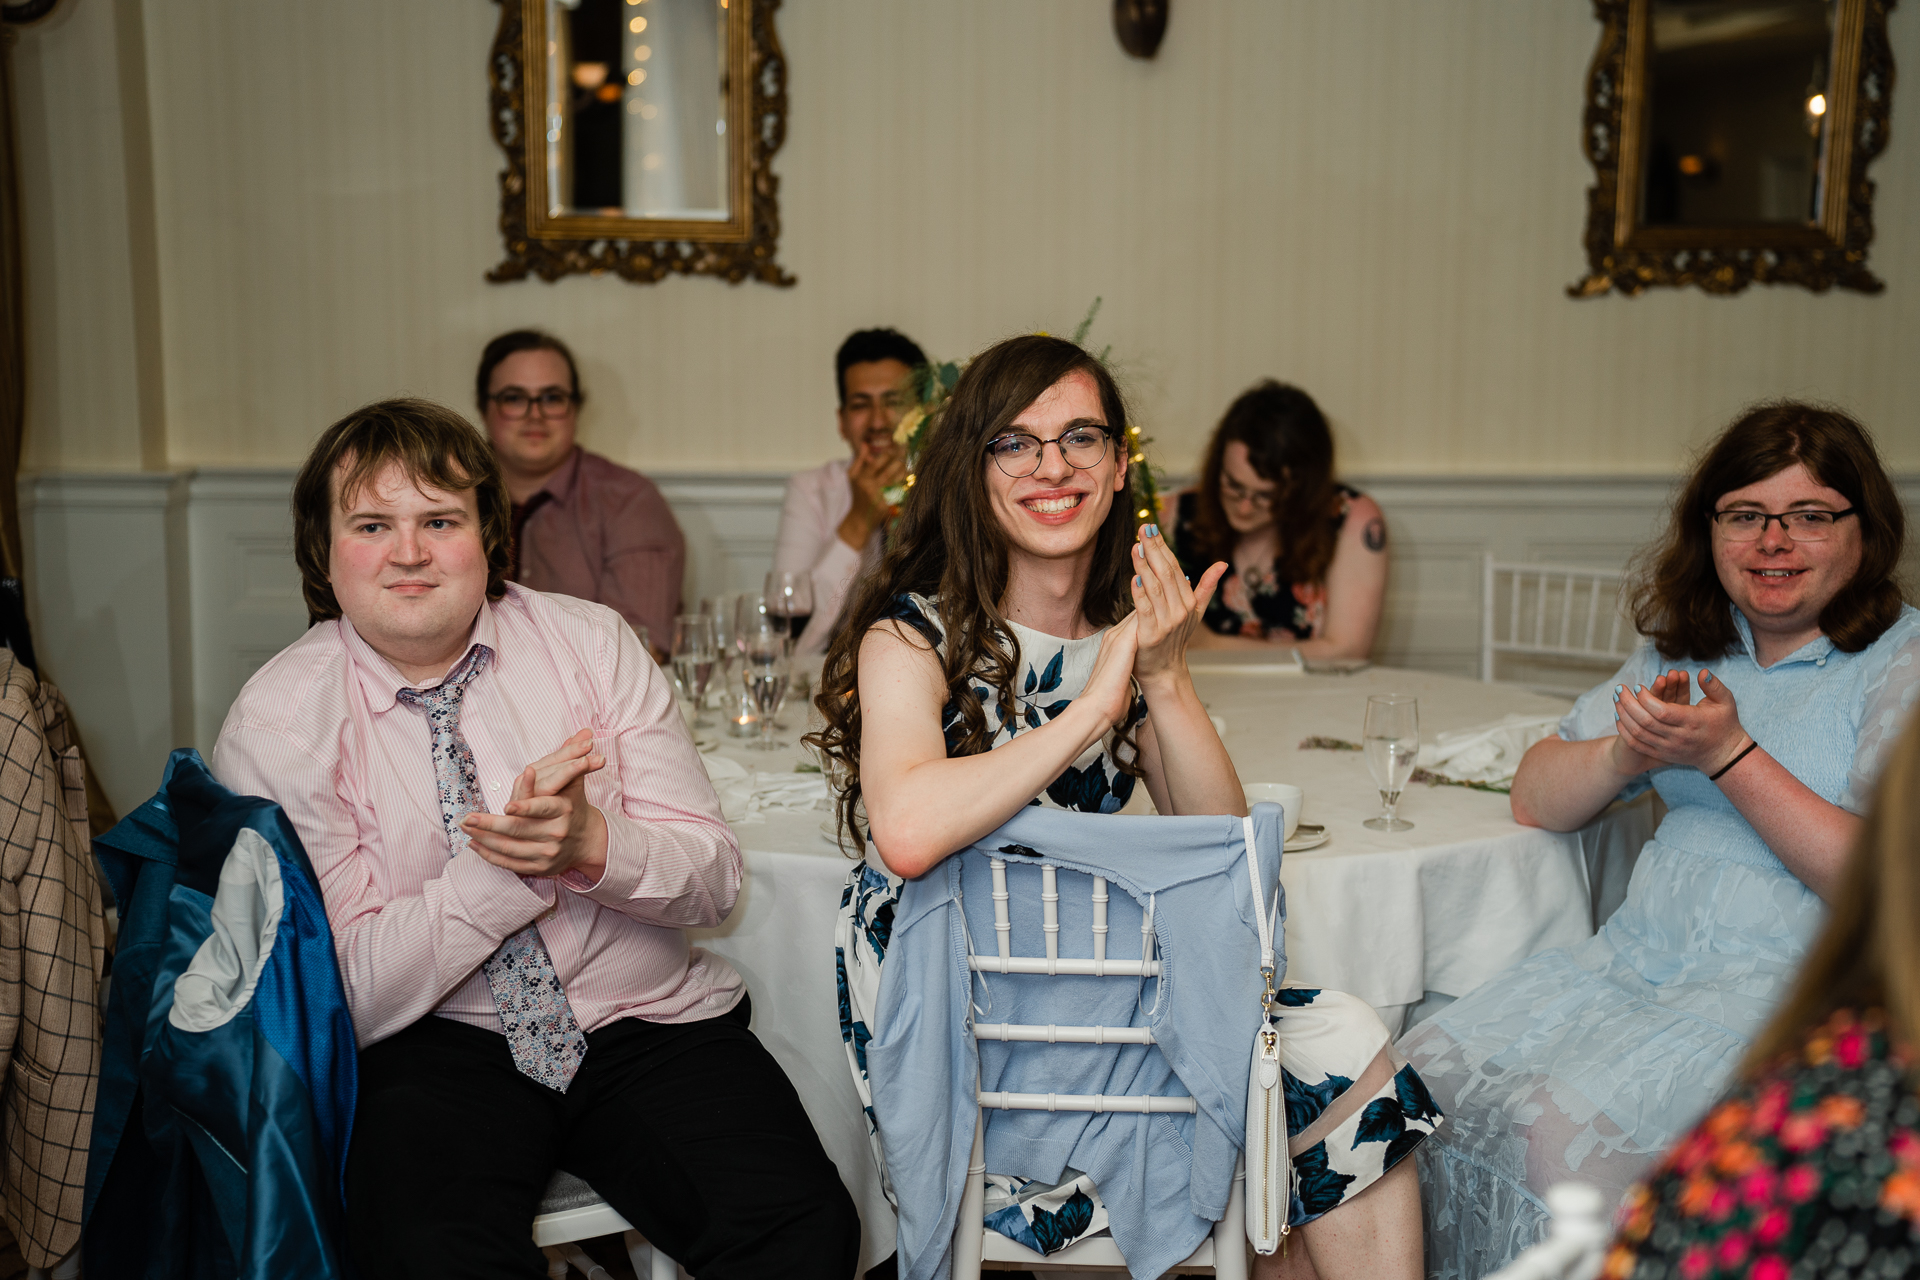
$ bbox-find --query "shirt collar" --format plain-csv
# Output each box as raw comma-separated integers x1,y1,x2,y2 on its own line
343,597,502,712
1730,604,1836,670
529,447,585,506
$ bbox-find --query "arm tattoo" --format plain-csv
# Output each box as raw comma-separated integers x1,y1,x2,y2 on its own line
1362,518,1386,553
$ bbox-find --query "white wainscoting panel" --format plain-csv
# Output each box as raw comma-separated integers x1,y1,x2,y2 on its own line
25,468,1918,818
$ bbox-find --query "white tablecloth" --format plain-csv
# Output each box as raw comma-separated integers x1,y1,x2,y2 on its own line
688,666,1654,1271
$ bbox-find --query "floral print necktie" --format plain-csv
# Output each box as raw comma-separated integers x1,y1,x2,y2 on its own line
397,645,587,1092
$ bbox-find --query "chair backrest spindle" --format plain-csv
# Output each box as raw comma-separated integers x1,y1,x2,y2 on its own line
1091,875,1109,973
991,857,1012,961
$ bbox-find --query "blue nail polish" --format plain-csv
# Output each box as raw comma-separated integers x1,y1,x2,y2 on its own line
1615,685,1624,695
1143,524,1159,537
1133,575,1141,586
1701,671,1713,684
1612,692,1620,703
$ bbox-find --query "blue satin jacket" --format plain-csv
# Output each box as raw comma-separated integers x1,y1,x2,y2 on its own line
84,750,358,1279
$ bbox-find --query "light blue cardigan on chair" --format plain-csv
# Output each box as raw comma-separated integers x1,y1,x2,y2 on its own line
866,802,1284,1280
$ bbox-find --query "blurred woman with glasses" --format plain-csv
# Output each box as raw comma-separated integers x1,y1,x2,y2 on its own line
476,329,685,655
810,335,1439,1280
1401,402,1920,1278
1171,381,1387,660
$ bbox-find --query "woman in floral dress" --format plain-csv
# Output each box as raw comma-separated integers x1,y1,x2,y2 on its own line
809,334,1439,1279
1171,381,1386,661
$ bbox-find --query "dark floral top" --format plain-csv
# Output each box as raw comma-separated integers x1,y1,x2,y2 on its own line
1171,486,1362,641
1605,1007,1920,1280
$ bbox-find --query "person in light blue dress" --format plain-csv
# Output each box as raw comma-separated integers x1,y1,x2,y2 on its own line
1401,402,1920,1279
811,335,1439,1280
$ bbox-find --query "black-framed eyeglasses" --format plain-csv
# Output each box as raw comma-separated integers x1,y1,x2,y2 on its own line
984,426,1113,478
1709,508,1858,542
488,388,578,419
1221,476,1278,512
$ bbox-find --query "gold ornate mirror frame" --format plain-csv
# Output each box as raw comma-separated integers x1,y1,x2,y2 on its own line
1571,0,1896,297
487,0,794,286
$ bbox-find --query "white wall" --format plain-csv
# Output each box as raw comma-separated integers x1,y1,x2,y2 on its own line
15,0,1920,480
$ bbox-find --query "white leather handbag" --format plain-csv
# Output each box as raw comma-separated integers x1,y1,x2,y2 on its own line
1242,813,1290,1255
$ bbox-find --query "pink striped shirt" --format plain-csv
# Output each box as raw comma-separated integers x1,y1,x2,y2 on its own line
212,582,743,1047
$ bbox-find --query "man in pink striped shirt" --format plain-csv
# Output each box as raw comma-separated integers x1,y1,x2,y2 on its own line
214,399,858,1279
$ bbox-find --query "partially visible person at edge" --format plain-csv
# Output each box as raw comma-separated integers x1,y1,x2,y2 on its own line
1604,710,1920,1280
809,334,1439,1280
214,398,859,1278
1400,402,1920,1279
1171,381,1385,661
478,329,685,653
773,327,927,656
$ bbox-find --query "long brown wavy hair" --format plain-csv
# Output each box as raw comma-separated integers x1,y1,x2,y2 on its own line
1181,381,1341,587
805,335,1142,853
1629,402,1906,660
1743,712,1920,1073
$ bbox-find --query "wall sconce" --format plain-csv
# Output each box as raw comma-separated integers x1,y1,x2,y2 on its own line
1113,0,1168,59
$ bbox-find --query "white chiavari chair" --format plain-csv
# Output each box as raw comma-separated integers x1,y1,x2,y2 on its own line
949,853,1249,1280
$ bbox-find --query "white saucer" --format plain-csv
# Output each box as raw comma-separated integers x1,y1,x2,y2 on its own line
1284,829,1331,853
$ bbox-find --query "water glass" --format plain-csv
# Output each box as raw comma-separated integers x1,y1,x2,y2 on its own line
670,614,718,729
1362,694,1419,832
741,640,791,752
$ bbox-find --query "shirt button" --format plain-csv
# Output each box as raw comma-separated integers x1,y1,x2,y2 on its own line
490,781,500,791
1817,657,1827,667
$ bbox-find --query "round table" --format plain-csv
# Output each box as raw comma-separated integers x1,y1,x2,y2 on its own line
688,664,1652,1272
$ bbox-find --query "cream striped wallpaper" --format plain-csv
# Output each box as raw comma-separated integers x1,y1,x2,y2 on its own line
16,1,1920,483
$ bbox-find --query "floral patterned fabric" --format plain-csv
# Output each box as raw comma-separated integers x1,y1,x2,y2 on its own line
833,593,1439,1253
1605,1008,1920,1280
396,644,587,1094
1172,486,1359,642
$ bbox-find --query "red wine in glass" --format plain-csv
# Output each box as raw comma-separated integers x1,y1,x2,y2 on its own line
781,612,812,641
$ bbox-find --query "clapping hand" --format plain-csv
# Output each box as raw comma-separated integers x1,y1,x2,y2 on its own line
1613,669,1749,777
460,727,610,880
1129,524,1227,685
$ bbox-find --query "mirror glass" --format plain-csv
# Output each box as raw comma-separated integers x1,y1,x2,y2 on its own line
1642,0,1834,225
543,0,731,221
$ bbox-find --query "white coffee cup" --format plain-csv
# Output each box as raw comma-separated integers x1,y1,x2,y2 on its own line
1243,783,1304,841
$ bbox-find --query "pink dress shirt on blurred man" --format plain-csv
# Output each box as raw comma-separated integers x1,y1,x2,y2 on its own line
773,457,884,656
512,447,686,647
212,581,742,1047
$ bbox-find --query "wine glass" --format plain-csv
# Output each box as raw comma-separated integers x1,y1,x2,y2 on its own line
739,616,791,752
1361,694,1419,832
670,614,718,729
764,571,816,647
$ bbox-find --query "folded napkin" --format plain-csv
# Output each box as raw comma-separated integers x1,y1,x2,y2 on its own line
702,753,831,825
1416,713,1561,786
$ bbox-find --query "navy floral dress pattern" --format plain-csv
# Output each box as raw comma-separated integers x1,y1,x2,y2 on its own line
833,593,1440,1252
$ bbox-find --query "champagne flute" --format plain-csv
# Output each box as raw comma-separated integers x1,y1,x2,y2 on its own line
740,616,791,752
670,614,718,729
764,571,816,645
1361,694,1419,832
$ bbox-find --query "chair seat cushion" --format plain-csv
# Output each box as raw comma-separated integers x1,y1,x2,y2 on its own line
539,1170,605,1213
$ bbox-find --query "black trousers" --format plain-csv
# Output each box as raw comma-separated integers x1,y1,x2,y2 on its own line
345,996,861,1279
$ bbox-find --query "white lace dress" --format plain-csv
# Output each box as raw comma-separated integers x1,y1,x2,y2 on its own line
1400,605,1920,1279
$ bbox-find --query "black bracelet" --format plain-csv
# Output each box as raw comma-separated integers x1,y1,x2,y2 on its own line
1709,740,1760,782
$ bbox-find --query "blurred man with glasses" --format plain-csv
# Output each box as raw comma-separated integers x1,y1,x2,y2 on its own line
771,328,927,655
477,330,684,654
